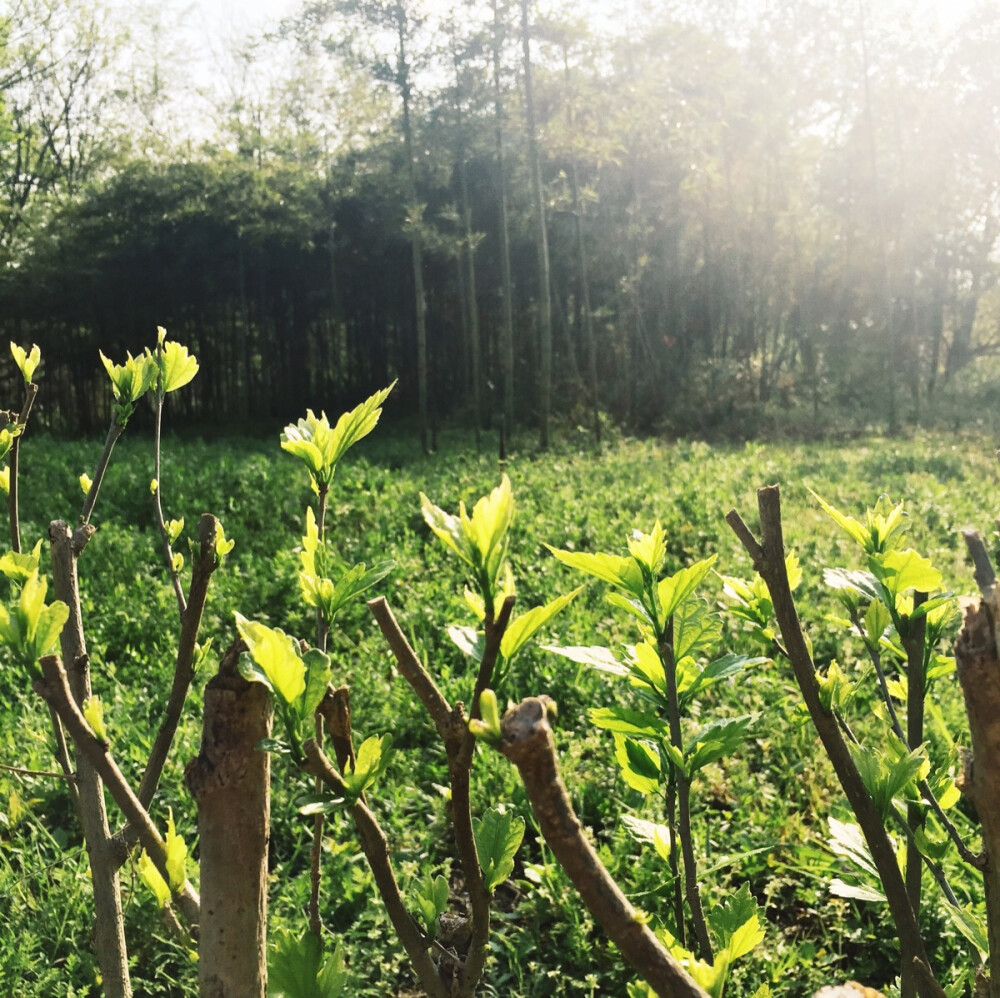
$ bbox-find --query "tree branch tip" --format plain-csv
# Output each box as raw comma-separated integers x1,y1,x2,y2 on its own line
196,513,218,544
724,508,766,568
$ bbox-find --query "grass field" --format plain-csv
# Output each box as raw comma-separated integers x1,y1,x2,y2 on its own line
0,423,996,997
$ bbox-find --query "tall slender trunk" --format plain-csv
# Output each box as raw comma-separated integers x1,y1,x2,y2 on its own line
492,0,516,436
520,0,552,449
562,45,599,443
453,62,482,446
398,15,429,453
858,0,898,436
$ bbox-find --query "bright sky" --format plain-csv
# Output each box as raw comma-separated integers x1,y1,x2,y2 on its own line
174,0,974,116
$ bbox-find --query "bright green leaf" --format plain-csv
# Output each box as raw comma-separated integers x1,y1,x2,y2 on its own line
164,809,188,892
136,849,170,907
82,695,109,744
10,342,40,384
474,804,525,892
155,339,199,393
657,556,717,621
234,613,306,706
501,587,583,660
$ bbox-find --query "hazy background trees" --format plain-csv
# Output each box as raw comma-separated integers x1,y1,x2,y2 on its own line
0,0,996,439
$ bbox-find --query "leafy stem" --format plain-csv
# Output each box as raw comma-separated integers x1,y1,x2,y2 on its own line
80,416,125,527
8,380,37,554
151,370,186,615
660,616,713,963
850,606,908,745
302,738,448,998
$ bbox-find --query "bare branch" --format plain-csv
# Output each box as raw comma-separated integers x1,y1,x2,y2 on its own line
498,697,709,998
35,655,200,929
368,596,452,734
727,486,944,998
303,738,448,998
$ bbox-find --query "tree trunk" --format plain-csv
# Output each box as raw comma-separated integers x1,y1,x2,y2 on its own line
186,640,272,998
520,0,552,448
955,593,1000,998
398,16,429,453
492,0,515,436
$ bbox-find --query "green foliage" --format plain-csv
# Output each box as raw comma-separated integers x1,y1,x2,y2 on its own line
153,328,199,395
10,342,40,386
281,385,394,490
473,804,525,893
422,473,514,610
99,349,158,425
0,569,69,677
268,930,347,998
656,885,766,998
235,612,332,760
413,873,450,939
340,735,393,799
1,427,995,996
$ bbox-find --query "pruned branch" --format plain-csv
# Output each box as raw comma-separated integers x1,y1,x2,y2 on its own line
35,654,200,929
302,738,448,998
368,595,453,734
497,697,709,998
726,488,944,998
955,590,1000,996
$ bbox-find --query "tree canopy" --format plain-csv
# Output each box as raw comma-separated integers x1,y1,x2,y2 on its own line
0,0,996,437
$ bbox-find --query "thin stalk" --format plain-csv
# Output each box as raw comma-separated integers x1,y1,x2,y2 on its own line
46,705,80,807
151,388,186,615
80,417,125,526
456,602,515,992
851,608,907,744
309,484,330,939
303,740,448,998
0,761,77,781
309,712,325,939
726,491,947,998
8,381,37,553
108,515,221,864
903,595,927,933
660,618,712,962
837,611,976,865
665,772,685,946
316,485,329,653
888,801,958,908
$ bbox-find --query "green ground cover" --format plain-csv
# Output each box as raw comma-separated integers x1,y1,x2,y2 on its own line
0,425,996,997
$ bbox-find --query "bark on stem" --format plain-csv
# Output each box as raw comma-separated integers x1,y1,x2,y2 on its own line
185,640,270,998
134,515,219,815
80,418,124,525
954,537,1000,998
303,739,448,998
49,519,131,998
498,698,709,998
8,380,37,553
367,596,453,734
725,489,946,998
35,655,200,927
369,595,515,995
